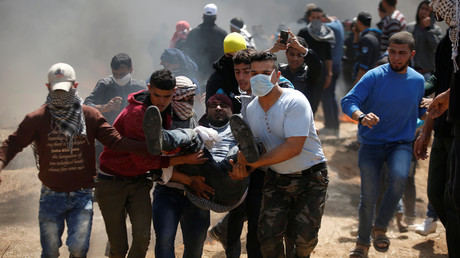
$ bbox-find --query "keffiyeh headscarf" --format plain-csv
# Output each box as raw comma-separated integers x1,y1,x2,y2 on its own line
430,0,460,71
306,19,336,44
46,88,86,152
172,76,196,120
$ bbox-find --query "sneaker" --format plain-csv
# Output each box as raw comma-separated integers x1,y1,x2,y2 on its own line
415,217,437,236
143,106,163,155
229,115,259,163
208,226,227,249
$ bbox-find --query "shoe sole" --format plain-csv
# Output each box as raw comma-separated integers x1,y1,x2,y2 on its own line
230,115,259,163
143,106,162,155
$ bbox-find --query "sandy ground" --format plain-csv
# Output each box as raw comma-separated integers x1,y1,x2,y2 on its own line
0,119,448,257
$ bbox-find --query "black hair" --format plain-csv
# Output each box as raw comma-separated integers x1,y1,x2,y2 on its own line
251,51,278,72
203,14,216,24
287,36,308,53
379,1,386,13
416,1,430,24
310,7,324,14
110,53,132,70
388,31,415,50
149,69,176,90
385,0,397,7
233,48,257,65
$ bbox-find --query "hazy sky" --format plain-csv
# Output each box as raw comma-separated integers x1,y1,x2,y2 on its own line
0,0,426,126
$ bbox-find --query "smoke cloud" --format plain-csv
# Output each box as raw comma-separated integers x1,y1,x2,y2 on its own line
0,0,423,126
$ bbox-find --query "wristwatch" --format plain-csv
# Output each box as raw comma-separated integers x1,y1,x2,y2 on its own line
358,113,366,124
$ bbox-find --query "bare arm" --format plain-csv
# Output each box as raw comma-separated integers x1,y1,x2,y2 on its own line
323,60,333,89
229,136,306,180
427,88,450,119
0,160,4,185
170,167,214,199
414,116,434,160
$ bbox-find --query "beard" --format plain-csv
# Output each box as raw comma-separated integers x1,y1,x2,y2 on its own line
389,57,411,72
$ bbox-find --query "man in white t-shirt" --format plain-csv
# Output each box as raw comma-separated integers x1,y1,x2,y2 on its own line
230,51,328,257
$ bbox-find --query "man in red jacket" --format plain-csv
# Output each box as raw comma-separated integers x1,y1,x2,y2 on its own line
96,69,207,257
0,63,148,258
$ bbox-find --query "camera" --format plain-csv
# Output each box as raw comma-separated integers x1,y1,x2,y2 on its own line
279,30,289,44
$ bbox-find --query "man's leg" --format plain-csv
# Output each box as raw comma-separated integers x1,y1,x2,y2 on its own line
246,169,265,258
258,171,292,257
65,188,93,258
225,201,246,258
180,199,211,258
427,136,452,225
126,179,153,257
356,144,386,246
95,180,130,258
143,105,201,155
152,185,185,258
287,167,329,257
374,143,412,228
38,186,66,258
321,66,340,130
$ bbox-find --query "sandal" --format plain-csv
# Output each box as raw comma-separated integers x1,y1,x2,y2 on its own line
349,243,369,258
372,226,390,252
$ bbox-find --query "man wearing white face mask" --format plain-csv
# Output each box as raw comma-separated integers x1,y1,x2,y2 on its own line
229,51,328,258
85,53,147,125
84,53,147,176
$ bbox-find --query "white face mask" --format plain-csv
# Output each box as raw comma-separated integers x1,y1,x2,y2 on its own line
250,69,276,97
113,73,131,87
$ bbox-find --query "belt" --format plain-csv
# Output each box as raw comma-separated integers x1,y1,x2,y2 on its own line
285,162,327,177
97,173,150,182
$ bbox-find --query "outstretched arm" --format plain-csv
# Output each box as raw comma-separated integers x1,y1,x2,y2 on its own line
427,88,450,119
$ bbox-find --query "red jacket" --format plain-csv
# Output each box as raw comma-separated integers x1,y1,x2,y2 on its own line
99,90,172,177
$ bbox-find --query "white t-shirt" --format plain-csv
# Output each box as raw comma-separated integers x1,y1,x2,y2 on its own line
246,88,326,174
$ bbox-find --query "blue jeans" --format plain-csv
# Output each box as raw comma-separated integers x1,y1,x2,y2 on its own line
357,142,412,245
152,185,210,258
38,185,93,258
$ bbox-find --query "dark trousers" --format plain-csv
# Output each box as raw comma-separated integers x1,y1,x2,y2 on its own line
321,65,340,129
427,135,460,257
152,185,210,258
95,178,153,258
226,169,265,258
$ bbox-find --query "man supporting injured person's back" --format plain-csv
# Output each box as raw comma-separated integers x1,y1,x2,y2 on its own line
143,93,260,212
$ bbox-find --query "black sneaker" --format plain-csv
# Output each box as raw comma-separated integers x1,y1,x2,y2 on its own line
229,115,259,163
143,106,163,155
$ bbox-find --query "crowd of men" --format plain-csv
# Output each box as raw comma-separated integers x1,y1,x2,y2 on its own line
0,0,459,257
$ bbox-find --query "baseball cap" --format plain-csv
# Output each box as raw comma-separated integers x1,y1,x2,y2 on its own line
223,32,247,54
204,3,217,16
357,11,372,27
47,63,76,92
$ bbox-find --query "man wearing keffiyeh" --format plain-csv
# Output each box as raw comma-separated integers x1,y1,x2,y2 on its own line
427,1,460,256
0,63,148,257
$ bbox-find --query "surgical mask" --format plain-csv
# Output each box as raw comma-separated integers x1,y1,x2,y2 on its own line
113,73,131,86
250,70,276,97
310,19,322,31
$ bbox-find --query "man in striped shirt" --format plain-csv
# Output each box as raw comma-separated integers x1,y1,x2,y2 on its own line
380,0,406,54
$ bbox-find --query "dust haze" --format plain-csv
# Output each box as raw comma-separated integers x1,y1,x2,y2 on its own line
0,0,423,127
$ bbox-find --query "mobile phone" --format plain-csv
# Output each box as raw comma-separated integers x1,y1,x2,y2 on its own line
279,30,289,44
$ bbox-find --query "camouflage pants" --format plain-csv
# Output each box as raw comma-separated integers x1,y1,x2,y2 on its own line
258,166,329,258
